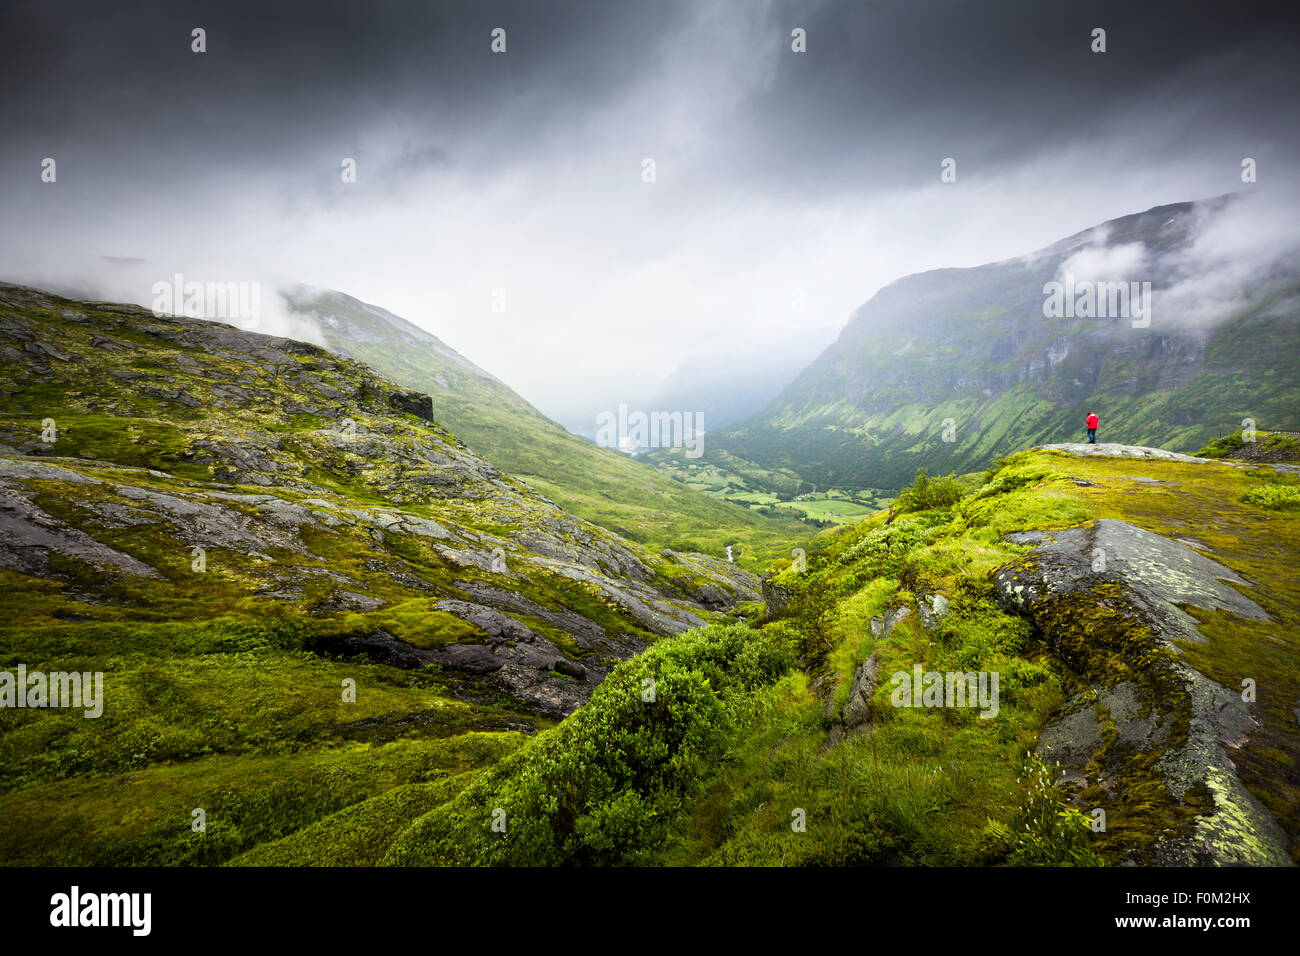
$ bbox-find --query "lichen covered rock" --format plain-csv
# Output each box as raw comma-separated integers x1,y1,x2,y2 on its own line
993,518,1291,865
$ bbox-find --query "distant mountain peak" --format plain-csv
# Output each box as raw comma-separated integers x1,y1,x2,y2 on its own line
282,284,506,385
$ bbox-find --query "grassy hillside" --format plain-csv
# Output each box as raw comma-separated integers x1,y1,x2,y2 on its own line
714,199,1300,490
0,282,766,865
283,287,812,567
4,280,1291,867
238,445,1300,866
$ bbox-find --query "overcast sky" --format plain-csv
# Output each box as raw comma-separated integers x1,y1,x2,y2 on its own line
1,0,1297,430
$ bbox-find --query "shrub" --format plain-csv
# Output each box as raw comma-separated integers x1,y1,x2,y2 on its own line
838,521,925,570
383,623,795,866
889,469,965,519
1241,484,1300,511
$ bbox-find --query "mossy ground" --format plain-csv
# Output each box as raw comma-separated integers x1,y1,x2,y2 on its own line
337,448,1295,866
0,732,524,866
1042,452,1300,857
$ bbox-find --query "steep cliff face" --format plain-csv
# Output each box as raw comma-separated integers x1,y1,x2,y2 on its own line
716,197,1300,489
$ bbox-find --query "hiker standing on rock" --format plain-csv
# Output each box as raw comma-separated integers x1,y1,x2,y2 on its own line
1085,411,1099,444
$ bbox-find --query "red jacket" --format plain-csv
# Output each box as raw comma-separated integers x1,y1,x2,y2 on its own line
1085,414,1099,429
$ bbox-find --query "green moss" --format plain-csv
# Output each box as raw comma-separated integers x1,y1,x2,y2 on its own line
0,734,524,866
329,603,487,649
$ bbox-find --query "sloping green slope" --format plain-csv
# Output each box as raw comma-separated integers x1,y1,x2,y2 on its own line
716,199,1300,489
0,281,763,864
283,287,810,566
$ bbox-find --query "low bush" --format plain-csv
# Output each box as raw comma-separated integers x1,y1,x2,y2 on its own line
382,623,795,865
1241,484,1300,511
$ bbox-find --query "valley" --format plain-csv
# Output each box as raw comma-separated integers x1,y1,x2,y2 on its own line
648,449,893,526
280,287,813,569
1,200,1297,869
1,273,1295,867
5,0,1300,930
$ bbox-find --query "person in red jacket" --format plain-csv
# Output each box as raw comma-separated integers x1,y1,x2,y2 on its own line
1085,411,1099,444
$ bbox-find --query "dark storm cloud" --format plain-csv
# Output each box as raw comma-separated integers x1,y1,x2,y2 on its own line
1,0,1297,429
711,0,1300,198
2,0,1295,203
0,0,696,187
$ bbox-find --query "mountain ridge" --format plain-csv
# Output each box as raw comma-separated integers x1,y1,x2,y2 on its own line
713,194,1300,489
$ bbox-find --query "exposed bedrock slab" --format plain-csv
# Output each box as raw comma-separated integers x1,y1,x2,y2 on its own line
0,485,160,578
993,518,1291,866
1038,442,1213,463
998,518,1267,651
321,622,609,717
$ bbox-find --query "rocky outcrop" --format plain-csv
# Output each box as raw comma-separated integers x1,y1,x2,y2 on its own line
870,605,911,640
1037,442,1212,464
388,390,437,422
0,480,161,579
917,592,950,631
762,575,792,615
997,519,1268,649
993,518,1291,866
323,613,607,716
841,652,879,731
829,605,910,742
